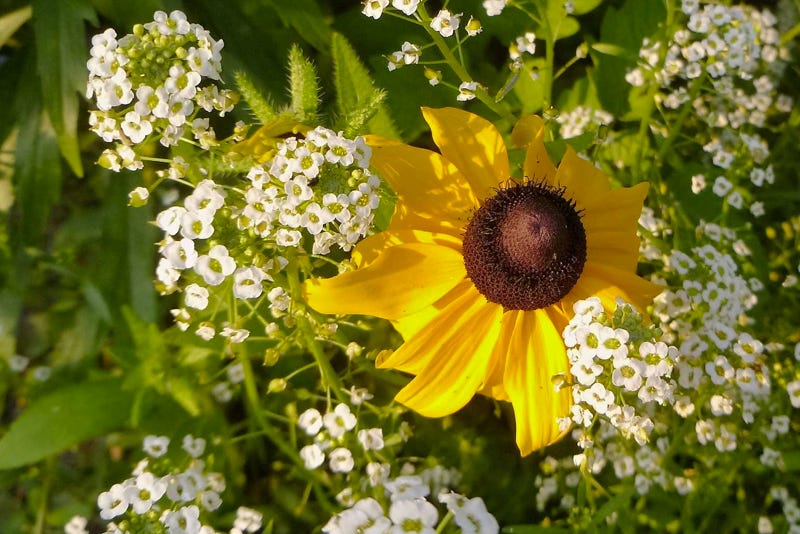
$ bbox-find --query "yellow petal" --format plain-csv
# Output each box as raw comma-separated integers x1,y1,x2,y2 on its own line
366,137,478,225
511,115,545,149
391,279,472,343
519,117,558,184
553,146,611,206
504,308,572,456
304,243,465,320
477,309,520,402
580,183,650,279
581,183,649,234
388,286,504,417
422,107,508,201
565,262,663,314
587,230,643,272
352,229,463,268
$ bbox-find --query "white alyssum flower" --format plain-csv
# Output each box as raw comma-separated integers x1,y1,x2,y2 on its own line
430,9,461,38
97,483,129,520
363,0,390,19
300,444,325,470
439,492,500,534
328,447,355,473
298,408,324,435
143,435,170,457
181,434,206,458
388,498,438,534
358,428,385,451
323,403,357,438
124,472,167,514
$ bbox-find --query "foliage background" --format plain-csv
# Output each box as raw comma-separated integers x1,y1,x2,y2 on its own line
0,0,799,532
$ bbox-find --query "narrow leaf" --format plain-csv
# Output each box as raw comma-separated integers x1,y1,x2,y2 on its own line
288,44,319,124
33,0,96,177
235,71,278,123
330,32,399,138
12,50,62,249
0,378,134,469
341,89,386,138
0,5,32,48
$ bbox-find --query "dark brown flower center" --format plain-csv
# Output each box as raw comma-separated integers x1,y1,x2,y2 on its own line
462,181,587,311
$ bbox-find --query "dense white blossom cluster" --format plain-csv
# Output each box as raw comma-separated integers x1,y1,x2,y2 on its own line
81,434,242,534
562,298,677,446
150,125,379,336
244,126,381,254
323,466,498,534
297,401,383,475
625,1,792,214
537,219,800,528
87,10,235,169
554,106,613,139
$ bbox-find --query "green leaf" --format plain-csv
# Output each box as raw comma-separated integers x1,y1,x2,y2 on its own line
12,50,62,250
594,0,665,115
288,44,319,124
33,0,96,178
0,378,134,469
267,0,331,52
235,71,278,123
340,89,387,138
0,5,32,48
571,0,604,15
503,526,572,533
512,57,547,115
330,32,399,138
546,0,580,40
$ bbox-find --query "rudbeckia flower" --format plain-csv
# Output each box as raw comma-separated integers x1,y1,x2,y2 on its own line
304,107,661,455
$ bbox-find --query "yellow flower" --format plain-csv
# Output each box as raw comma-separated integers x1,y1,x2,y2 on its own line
304,107,661,455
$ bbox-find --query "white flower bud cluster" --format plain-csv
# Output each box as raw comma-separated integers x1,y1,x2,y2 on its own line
323,465,499,534
297,402,384,475
87,10,236,170
242,126,380,254
554,106,613,139
94,434,227,534
562,298,676,446
625,2,791,214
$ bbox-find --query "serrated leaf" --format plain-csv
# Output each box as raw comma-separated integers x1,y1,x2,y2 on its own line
0,5,32,48
341,89,386,138
288,44,319,124
0,378,134,469
331,32,399,138
235,71,278,124
33,0,96,177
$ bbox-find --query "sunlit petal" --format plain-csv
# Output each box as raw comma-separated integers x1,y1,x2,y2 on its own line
304,243,465,320
504,309,571,456
422,107,508,201
388,287,503,417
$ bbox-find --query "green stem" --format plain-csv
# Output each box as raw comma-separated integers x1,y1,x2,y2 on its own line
34,456,54,534
435,510,454,533
417,4,515,123
235,350,336,511
285,253,348,403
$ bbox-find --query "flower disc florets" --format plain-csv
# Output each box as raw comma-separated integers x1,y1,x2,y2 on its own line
462,180,586,310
